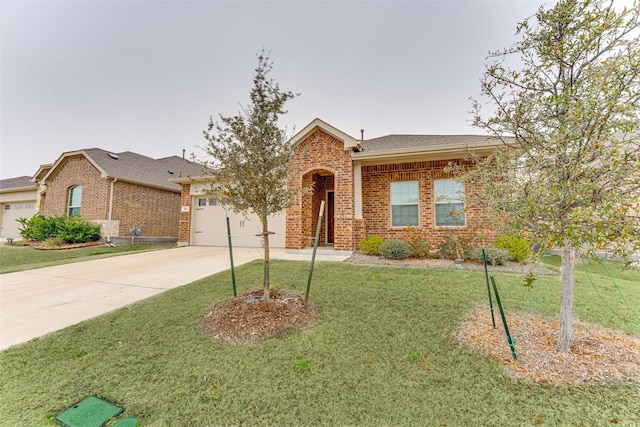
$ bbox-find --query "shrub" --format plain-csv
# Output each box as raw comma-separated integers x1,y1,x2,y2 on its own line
438,231,472,260
494,235,533,263
359,235,385,255
470,247,510,265
18,214,101,243
404,225,433,259
379,239,411,259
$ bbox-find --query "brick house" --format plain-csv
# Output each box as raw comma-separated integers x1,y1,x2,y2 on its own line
33,148,204,242
177,118,501,251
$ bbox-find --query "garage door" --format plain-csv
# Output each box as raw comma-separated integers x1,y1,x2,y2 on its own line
191,197,285,247
1,202,36,239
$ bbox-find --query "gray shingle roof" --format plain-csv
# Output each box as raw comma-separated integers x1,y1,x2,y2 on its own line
361,135,500,152
0,176,37,191
80,149,206,191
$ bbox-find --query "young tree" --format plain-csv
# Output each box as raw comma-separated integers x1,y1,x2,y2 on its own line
462,0,640,352
203,51,299,301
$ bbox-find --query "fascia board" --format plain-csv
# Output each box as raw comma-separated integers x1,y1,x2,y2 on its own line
40,150,109,182
290,118,359,149
351,142,500,164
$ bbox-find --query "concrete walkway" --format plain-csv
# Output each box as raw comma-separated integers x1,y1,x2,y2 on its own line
0,246,351,351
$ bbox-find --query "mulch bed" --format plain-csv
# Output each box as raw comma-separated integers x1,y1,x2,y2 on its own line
201,289,319,345
453,306,640,385
31,242,102,251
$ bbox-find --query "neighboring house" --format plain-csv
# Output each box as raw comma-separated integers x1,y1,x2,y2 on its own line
33,148,204,242
0,176,38,239
176,118,502,251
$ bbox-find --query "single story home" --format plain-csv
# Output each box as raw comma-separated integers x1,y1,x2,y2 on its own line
0,176,38,239
33,148,204,242
176,118,501,251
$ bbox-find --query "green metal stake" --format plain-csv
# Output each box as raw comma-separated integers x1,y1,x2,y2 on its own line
305,200,325,302
482,248,497,329
491,276,517,360
223,204,237,297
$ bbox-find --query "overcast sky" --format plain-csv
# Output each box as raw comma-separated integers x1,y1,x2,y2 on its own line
0,0,550,180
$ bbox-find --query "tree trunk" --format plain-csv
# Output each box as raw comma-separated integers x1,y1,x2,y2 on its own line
557,240,575,353
262,217,270,302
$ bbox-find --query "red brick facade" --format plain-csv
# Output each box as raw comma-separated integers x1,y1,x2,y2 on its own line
361,160,492,246
286,129,494,251
178,183,191,245
286,129,354,250
41,155,181,238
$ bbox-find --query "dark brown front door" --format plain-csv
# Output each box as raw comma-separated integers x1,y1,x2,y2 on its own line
327,191,334,244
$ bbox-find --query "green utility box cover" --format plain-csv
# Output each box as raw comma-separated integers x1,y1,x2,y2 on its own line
55,396,123,427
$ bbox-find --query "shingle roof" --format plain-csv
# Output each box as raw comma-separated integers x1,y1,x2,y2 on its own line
64,149,206,191
361,134,500,152
0,176,37,191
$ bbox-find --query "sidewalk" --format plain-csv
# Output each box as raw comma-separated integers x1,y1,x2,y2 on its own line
0,246,350,350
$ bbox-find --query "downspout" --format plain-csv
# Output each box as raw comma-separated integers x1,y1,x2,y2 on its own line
107,177,117,243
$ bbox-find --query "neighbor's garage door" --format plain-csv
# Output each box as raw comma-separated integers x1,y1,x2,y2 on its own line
191,197,285,247
1,202,36,239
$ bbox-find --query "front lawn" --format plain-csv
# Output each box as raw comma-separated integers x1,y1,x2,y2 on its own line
1,259,638,426
0,242,178,274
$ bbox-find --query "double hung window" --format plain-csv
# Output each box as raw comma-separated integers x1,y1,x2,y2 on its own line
390,181,419,227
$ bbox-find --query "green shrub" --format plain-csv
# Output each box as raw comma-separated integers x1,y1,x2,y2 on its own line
359,235,385,255
379,239,411,259
438,231,472,260
470,247,510,265
404,225,433,258
18,214,101,243
494,235,532,263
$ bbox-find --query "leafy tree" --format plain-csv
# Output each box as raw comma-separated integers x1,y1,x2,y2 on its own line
203,51,298,301
460,0,640,352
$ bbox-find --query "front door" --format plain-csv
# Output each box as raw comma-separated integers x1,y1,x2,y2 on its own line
326,191,334,245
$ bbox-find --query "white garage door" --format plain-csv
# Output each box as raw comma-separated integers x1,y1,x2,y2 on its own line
191,197,285,247
1,202,36,239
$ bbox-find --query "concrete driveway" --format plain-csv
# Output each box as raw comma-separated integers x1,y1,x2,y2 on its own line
0,246,350,351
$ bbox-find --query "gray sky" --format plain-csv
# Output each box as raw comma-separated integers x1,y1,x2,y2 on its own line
1,0,546,180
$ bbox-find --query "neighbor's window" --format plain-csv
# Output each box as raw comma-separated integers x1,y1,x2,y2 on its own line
390,181,419,227
434,179,465,226
68,186,82,216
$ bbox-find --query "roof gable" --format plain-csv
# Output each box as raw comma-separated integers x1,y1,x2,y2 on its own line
39,148,205,192
290,118,360,150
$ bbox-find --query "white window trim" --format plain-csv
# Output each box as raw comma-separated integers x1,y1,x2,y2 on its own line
390,180,420,228
434,178,466,228
68,186,82,216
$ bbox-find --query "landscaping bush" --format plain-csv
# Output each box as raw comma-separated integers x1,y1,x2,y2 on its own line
359,235,385,255
404,225,433,258
18,214,101,243
470,247,510,265
494,234,533,263
379,239,411,259
438,231,472,260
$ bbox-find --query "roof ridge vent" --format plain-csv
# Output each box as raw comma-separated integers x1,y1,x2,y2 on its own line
107,152,119,159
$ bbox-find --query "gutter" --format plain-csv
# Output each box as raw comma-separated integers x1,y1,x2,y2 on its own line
107,177,117,243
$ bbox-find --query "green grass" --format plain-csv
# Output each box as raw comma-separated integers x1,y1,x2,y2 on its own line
0,242,178,274
1,259,638,426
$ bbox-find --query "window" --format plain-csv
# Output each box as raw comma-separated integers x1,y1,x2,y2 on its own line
4,204,10,211
434,179,465,226
198,198,207,206
209,198,218,206
390,181,419,227
68,186,82,216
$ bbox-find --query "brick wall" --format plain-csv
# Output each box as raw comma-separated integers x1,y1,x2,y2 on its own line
287,129,354,250
43,155,181,238
178,183,191,245
42,155,110,219
111,180,180,237
360,159,494,248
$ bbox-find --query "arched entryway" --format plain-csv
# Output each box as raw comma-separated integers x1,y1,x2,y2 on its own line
301,169,335,247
